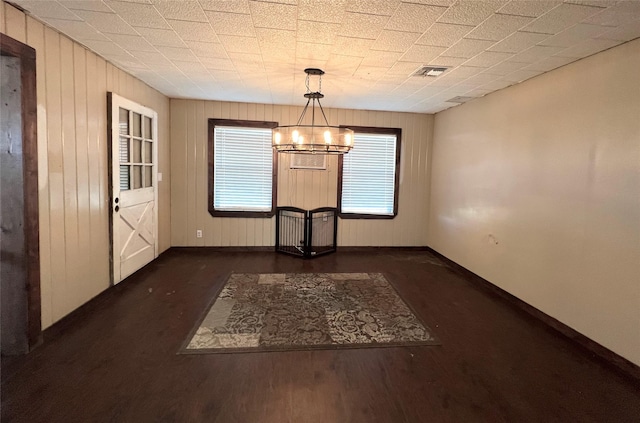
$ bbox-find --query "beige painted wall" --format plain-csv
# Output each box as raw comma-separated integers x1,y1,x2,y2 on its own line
1,2,171,328
170,100,433,247
429,39,640,365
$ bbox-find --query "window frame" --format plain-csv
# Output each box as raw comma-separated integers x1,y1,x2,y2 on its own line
208,118,278,218
337,126,402,219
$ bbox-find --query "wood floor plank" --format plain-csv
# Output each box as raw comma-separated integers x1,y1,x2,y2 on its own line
2,248,639,422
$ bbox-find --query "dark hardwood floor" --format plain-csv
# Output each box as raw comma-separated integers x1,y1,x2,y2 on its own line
2,248,639,422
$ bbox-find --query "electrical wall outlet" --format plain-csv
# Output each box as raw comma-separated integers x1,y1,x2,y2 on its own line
196,229,203,238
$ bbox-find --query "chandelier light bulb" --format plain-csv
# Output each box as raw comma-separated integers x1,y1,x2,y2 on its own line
324,130,332,144
274,132,281,144
292,130,299,143
345,133,352,146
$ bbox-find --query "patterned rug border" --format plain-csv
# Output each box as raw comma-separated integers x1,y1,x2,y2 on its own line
178,272,441,355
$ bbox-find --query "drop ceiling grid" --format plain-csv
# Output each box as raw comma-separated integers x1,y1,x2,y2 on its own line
10,0,640,113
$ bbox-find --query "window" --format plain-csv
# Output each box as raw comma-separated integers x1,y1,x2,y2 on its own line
338,126,401,219
208,119,278,217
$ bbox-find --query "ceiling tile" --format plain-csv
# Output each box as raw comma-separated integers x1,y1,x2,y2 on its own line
462,51,513,67
136,27,186,47
168,20,219,43
597,21,640,42
206,11,255,36
295,41,333,61
502,69,542,82
371,30,421,52
199,0,250,14
297,20,341,45
298,0,348,23
521,3,603,35
488,31,549,53
583,1,640,26
361,51,402,67
199,56,236,71
522,55,574,72
482,60,527,75
445,65,486,79
385,3,447,33
400,45,447,63
464,13,533,41
438,1,508,26
40,18,108,41
388,61,424,75
157,45,199,61
185,41,228,58
125,50,172,65
442,38,496,58
256,28,297,49
106,33,157,51
496,1,561,18
416,23,474,48
218,35,261,54
345,0,401,16
353,65,388,80
480,78,514,91
538,23,609,47
325,54,363,75
105,1,170,28
339,12,389,39
332,36,375,56
507,44,566,63
73,10,137,34
429,55,468,67
554,38,620,58
250,1,297,30
81,39,130,56
152,1,208,22
61,1,113,13
16,1,81,20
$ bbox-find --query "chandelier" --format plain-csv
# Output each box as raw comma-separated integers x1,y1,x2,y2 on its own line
273,68,354,155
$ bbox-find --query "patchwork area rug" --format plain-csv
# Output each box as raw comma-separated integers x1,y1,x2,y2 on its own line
182,272,439,353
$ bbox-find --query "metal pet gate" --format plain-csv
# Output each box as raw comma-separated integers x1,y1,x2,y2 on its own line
275,207,337,258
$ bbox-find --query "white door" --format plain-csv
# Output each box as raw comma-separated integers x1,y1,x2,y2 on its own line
109,93,158,284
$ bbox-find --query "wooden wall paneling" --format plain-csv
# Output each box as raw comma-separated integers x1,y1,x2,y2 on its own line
25,16,52,328
59,36,80,315
0,2,6,34
43,27,67,322
419,116,431,244
170,99,186,245
4,3,25,42
95,57,109,285
185,100,197,245
195,101,206,246
72,43,92,301
86,52,105,296
202,101,216,246
105,62,113,92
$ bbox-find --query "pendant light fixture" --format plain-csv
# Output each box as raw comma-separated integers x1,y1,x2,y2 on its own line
273,68,354,155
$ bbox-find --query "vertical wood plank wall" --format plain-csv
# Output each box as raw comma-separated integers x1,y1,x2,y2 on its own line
171,100,433,247
1,3,171,328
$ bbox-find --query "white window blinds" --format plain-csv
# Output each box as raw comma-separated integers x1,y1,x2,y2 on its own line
213,126,273,212
341,133,397,215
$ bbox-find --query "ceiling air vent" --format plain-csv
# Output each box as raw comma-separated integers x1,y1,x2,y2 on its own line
412,66,449,77
447,96,475,104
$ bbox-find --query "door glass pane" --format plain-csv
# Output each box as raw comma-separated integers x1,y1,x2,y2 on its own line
144,165,153,188
133,139,142,163
133,112,142,137
119,137,129,163
119,108,129,135
119,165,130,190
132,165,142,189
143,141,152,164
144,116,152,139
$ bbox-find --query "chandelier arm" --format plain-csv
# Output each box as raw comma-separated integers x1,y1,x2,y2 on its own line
316,97,331,126
296,97,312,126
